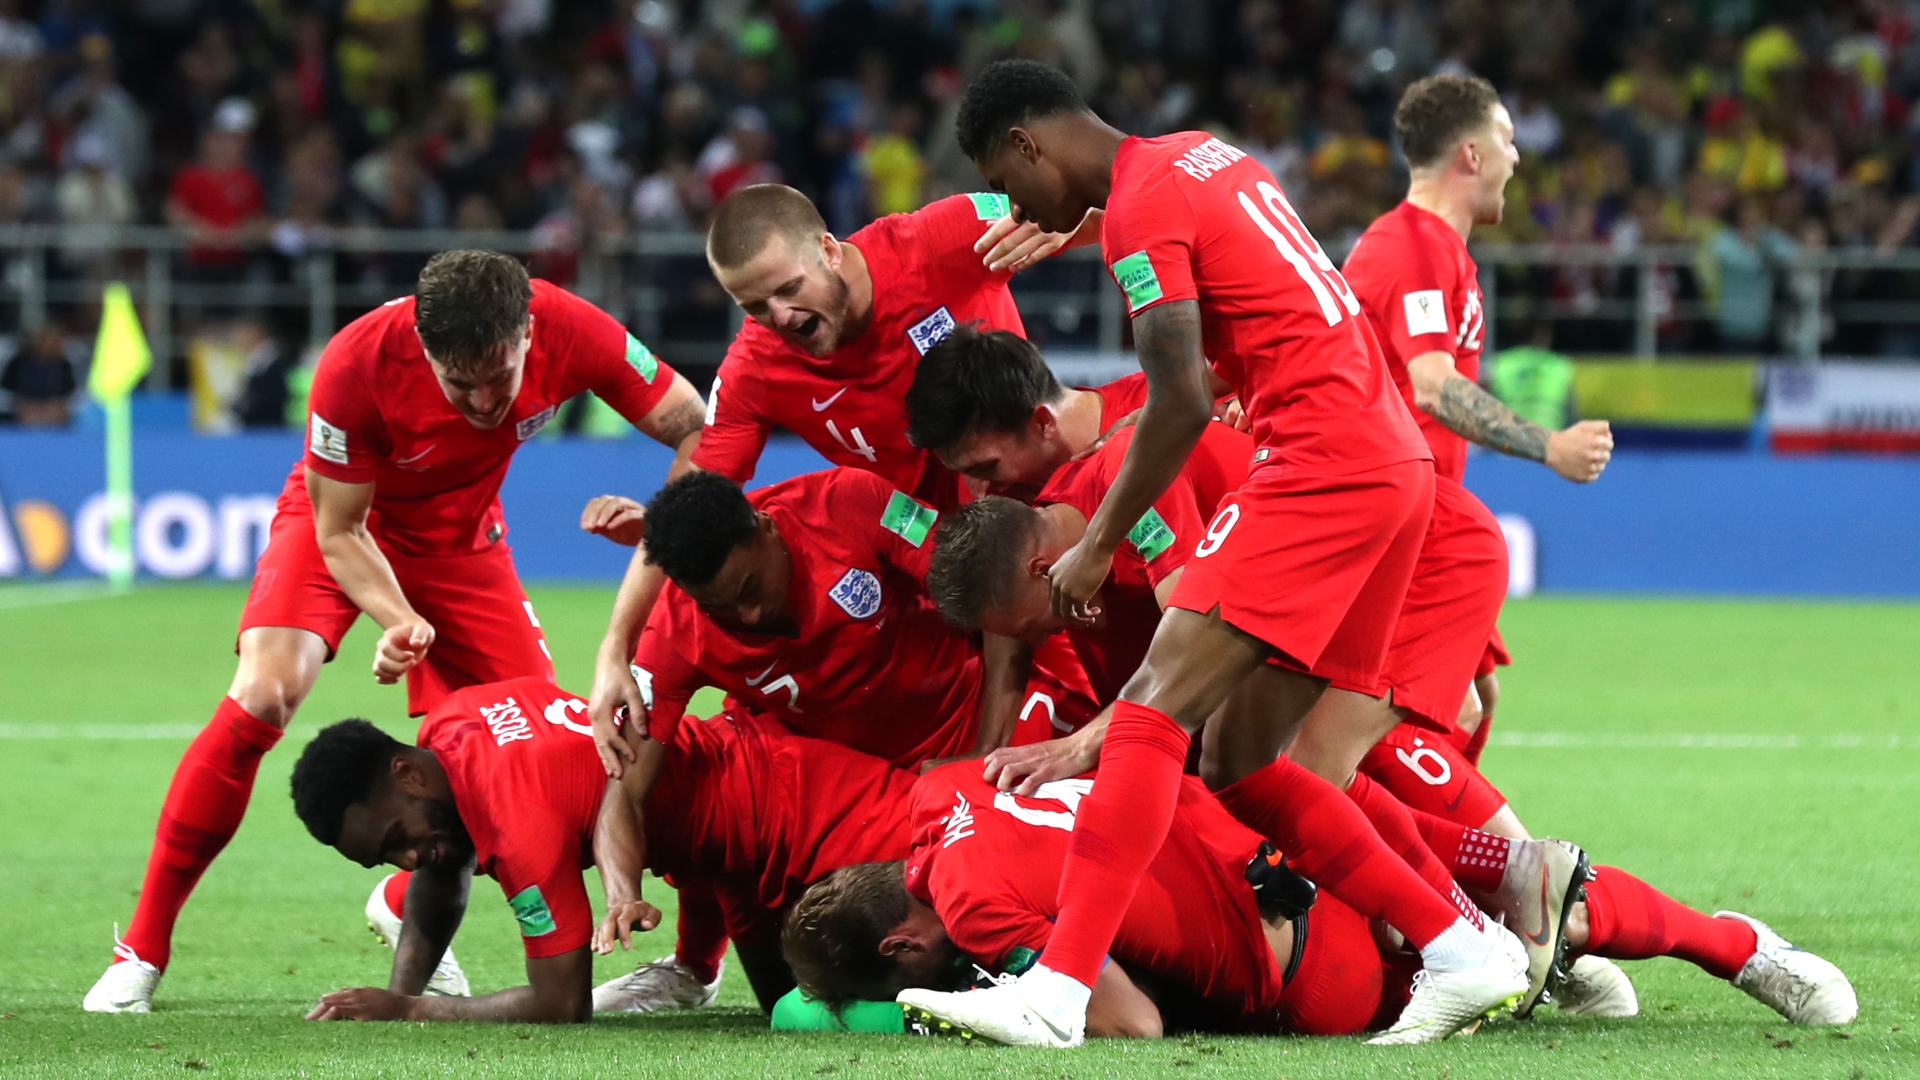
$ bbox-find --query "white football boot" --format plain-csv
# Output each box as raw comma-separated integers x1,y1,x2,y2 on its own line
1367,922,1530,1045
592,956,724,1013
365,875,469,997
1488,838,1592,1017
1554,955,1638,1017
897,967,1086,1048
81,929,161,1014
1716,911,1857,1025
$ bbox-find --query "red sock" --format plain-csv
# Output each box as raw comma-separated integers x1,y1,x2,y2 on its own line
382,871,410,919
1580,866,1758,980
120,697,282,970
1045,701,1190,986
672,879,728,985
1215,756,1464,949
1463,707,1493,766
1407,811,1511,895
1345,773,1484,928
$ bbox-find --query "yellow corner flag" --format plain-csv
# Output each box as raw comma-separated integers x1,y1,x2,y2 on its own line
89,282,152,589
88,281,152,402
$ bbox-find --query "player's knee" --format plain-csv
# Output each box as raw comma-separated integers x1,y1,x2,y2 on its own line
1455,687,1484,735
227,673,309,728
1475,671,1500,715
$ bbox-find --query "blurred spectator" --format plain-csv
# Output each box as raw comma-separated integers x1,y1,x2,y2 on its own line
2,324,78,427
55,131,134,227
863,100,927,217
701,106,781,207
1700,195,1798,350
166,98,268,279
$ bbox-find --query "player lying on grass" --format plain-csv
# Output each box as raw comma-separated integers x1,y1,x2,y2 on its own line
583,467,1100,1013
788,763,1858,1037
86,251,706,1014
907,325,1578,1016
289,675,921,1022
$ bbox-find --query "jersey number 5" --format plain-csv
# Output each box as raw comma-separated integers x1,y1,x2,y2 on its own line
1236,180,1360,327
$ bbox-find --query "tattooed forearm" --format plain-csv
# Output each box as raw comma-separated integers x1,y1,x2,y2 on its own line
647,397,706,449
1429,375,1550,462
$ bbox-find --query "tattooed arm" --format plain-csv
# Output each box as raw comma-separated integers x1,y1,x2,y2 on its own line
1405,350,1612,483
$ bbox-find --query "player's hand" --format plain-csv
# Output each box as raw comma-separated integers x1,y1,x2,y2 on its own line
306,987,415,1021
1046,536,1112,625
581,494,647,547
983,731,1100,796
1218,396,1250,432
976,213,1071,273
1545,420,1613,483
593,900,663,955
373,620,435,684
589,651,649,779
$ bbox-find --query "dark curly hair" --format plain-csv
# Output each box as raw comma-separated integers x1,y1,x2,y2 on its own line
927,496,1041,629
1394,74,1502,170
956,59,1086,163
414,250,533,375
291,719,405,846
782,862,913,1007
642,471,760,587
906,325,1062,453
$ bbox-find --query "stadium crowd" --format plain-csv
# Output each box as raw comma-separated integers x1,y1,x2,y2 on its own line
1,0,1919,405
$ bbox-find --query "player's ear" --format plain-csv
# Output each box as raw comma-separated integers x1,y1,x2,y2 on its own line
389,751,429,795
1030,403,1057,440
877,928,924,958
1026,552,1052,580
756,510,779,538
819,231,841,270
1008,127,1039,165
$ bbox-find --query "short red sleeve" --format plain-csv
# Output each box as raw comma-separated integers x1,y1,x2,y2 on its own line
302,331,388,485
905,193,1017,285
538,282,677,426
490,818,593,958
630,596,703,746
1377,248,1461,367
688,339,772,483
832,469,939,585
1100,165,1199,317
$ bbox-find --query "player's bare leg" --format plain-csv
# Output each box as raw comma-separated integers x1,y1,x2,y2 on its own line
85,627,325,1013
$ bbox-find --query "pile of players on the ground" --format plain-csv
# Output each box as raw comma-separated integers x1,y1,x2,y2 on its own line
83,64,1857,1046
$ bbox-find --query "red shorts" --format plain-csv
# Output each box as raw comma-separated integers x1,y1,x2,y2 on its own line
239,490,553,716
1477,627,1512,680
1277,894,1416,1035
1358,722,1508,828
1170,459,1434,692
1335,479,1507,730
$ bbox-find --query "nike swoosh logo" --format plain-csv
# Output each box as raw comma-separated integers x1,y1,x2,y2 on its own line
396,445,434,465
1030,1004,1076,1045
811,388,849,411
1524,872,1553,946
744,660,778,687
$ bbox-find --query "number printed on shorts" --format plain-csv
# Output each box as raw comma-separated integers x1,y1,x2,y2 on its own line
1195,503,1242,558
1236,180,1360,326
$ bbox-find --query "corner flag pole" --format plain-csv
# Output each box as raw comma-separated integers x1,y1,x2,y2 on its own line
87,282,153,591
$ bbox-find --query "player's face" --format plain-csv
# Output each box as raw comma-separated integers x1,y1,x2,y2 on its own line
1473,105,1520,225
427,320,532,429
717,233,858,357
977,567,1070,645
335,783,472,875
937,413,1066,500
976,132,1085,236
682,515,796,635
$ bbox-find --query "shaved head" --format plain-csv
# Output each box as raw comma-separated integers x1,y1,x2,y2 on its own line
706,184,830,271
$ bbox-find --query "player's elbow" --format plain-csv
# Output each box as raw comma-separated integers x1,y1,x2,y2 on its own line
1088,1005,1163,1039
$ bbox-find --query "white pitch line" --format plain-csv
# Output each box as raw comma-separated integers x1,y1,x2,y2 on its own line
1489,732,1916,749
0,582,128,611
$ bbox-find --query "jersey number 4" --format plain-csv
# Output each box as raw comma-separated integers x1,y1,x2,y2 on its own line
1236,180,1360,327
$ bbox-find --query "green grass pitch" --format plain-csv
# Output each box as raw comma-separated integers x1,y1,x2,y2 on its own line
2,583,1916,1078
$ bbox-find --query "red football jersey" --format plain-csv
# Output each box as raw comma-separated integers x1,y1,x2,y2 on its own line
299,280,678,556
1342,201,1485,483
905,763,1285,1019
416,677,607,959
693,193,1026,508
631,468,980,767
645,708,915,916
1034,414,1251,705
1100,134,1430,478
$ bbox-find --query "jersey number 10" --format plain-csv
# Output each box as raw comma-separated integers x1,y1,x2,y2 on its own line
1236,181,1360,328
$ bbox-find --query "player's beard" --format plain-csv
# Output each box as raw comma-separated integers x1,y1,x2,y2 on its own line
420,800,474,870
805,269,855,355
